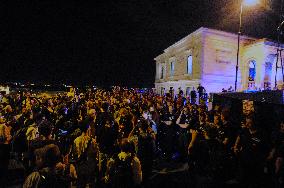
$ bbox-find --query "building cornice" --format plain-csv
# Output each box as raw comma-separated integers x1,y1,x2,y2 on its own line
154,27,258,62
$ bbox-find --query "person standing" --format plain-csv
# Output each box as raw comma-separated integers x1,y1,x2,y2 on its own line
197,84,205,104
190,87,197,104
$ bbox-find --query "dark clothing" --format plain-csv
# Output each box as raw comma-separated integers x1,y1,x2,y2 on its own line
238,127,268,187
23,167,71,188
95,112,118,154
0,144,10,182
190,90,197,104
119,114,133,138
197,86,205,103
29,138,58,171
197,86,205,95
137,131,154,181
108,154,135,188
73,138,99,188
220,121,238,151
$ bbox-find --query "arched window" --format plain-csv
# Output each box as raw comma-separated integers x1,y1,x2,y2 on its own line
187,55,193,75
170,61,175,76
264,62,272,81
248,60,256,81
264,62,272,89
160,66,164,79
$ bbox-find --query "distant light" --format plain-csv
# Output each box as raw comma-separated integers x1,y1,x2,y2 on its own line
243,0,259,6
30,83,35,86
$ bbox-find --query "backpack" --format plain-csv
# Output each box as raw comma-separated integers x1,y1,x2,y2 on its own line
109,154,134,188
12,126,29,153
38,167,70,188
72,138,98,186
138,132,154,159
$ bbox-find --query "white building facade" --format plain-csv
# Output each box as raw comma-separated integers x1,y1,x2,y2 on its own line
154,27,284,95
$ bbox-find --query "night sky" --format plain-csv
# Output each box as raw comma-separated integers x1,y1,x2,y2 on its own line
1,0,282,87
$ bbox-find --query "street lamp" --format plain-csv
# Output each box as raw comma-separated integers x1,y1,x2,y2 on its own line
235,0,259,92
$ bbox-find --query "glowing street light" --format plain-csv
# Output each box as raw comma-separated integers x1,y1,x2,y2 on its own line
235,0,259,91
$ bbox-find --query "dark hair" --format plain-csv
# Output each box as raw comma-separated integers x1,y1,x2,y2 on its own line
79,120,90,133
221,108,230,121
44,144,61,167
199,112,207,120
119,138,134,153
139,119,149,131
102,102,109,112
38,120,53,137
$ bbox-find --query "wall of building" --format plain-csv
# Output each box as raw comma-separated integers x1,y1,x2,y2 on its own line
154,29,204,95
201,30,250,93
154,27,284,95
241,41,265,90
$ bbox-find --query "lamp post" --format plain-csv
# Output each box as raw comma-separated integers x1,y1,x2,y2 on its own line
235,0,259,92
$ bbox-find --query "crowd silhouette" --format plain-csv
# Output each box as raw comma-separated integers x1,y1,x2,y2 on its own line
0,86,283,188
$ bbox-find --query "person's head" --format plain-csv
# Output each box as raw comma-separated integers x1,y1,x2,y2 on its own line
119,108,128,117
4,105,12,113
139,119,150,133
205,113,211,123
0,116,5,124
183,107,189,115
79,121,90,133
221,109,230,122
214,114,221,125
167,104,173,114
119,138,134,153
88,109,96,119
34,147,46,169
38,120,53,138
199,112,206,123
156,102,163,110
87,101,94,109
48,99,54,107
245,116,255,129
214,105,221,115
101,102,109,112
176,102,182,109
43,144,61,168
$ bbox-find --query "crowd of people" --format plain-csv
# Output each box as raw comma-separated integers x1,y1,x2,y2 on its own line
0,86,283,188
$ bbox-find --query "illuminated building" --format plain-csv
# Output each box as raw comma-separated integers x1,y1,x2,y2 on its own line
154,27,284,95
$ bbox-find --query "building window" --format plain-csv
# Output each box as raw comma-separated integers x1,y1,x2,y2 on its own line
170,61,175,76
248,60,256,82
264,62,272,88
160,66,164,79
187,55,193,75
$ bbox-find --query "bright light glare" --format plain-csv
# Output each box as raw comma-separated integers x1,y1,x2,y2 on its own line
243,0,259,6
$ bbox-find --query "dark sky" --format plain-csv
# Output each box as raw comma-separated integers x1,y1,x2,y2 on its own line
1,0,282,87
